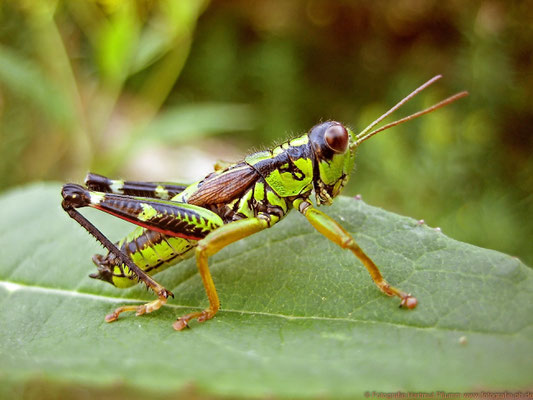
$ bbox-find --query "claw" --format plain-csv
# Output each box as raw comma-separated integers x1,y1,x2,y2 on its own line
173,310,215,331
104,295,167,323
400,295,418,309
173,319,189,331
159,288,174,299
105,312,119,323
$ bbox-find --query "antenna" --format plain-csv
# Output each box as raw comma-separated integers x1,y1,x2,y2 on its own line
355,75,468,146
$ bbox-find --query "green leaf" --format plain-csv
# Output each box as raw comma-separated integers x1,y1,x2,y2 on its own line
1,184,532,398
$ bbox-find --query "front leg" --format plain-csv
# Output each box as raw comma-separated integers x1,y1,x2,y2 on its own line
173,216,270,330
296,200,417,309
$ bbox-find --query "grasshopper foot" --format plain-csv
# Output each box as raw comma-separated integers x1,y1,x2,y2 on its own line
173,309,216,331
105,311,120,322
104,295,169,323
379,283,418,309
400,294,418,309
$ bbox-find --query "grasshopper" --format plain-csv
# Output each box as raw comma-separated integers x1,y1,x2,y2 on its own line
62,75,467,330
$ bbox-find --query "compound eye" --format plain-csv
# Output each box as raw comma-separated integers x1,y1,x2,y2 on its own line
324,123,349,153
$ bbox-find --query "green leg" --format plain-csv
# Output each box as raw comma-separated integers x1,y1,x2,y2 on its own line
173,217,270,330
299,202,417,309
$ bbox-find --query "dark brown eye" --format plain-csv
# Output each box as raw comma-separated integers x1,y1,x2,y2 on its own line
324,123,348,153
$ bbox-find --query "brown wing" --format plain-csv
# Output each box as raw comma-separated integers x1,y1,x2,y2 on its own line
187,163,260,207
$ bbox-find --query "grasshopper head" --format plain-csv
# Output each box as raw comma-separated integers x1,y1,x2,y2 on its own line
308,121,357,205
307,76,469,206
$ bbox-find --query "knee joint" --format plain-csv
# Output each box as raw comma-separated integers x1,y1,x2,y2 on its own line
341,237,355,249
196,240,208,253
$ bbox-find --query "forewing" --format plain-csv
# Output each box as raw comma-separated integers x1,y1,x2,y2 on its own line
188,163,259,206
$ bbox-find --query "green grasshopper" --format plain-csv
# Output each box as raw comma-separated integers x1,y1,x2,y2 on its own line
62,75,467,330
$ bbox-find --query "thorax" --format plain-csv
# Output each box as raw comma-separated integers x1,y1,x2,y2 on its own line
174,134,316,225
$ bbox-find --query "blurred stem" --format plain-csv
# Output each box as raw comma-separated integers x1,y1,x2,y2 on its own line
64,0,105,45
26,1,92,173
139,36,193,113
62,0,109,153
93,3,140,148
67,1,140,171
93,5,205,175
99,36,193,174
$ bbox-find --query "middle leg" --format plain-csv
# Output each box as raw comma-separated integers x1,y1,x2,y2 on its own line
173,216,270,330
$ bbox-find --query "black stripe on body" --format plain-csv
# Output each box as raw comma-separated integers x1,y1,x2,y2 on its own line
248,144,315,180
210,178,291,224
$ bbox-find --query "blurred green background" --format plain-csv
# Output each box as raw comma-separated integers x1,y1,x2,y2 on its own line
0,0,531,265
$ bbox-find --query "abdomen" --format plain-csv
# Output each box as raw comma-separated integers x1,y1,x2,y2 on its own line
91,227,197,288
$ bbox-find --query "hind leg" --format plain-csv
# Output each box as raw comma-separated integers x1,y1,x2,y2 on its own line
61,183,223,324
84,172,188,200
